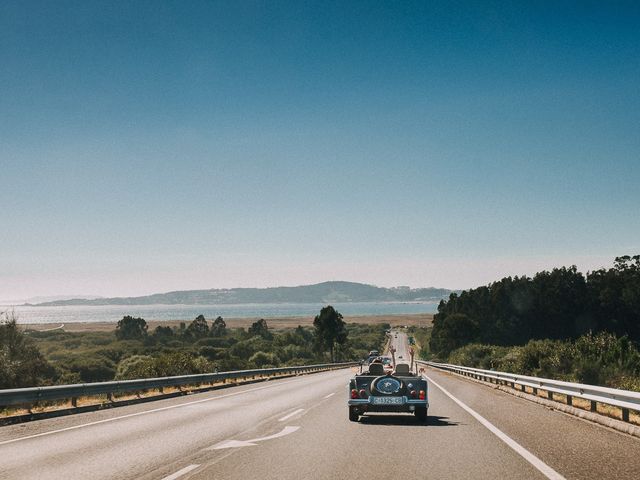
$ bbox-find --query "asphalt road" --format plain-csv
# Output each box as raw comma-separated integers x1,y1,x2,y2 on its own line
2,331,640,479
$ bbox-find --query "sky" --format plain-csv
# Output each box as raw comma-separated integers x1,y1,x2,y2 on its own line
1,1,639,300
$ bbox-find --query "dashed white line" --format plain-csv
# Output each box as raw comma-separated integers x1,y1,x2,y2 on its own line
323,393,335,399
426,375,566,480
278,408,305,422
161,464,200,480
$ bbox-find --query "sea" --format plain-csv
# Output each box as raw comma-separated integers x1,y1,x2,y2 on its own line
4,301,438,325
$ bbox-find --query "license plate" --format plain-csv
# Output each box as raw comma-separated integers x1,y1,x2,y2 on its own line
372,396,403,405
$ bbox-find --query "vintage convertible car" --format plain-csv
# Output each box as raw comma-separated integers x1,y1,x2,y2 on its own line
348,362,428,422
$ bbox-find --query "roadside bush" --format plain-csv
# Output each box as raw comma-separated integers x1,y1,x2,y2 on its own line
195,337,229,348
217,356,246,371
116,355,155,380
249,351,281,368
65,357,116,383
198,346,225,361
447,331,640,391
280,344,312,361
448,344,504,370
152,352,212,377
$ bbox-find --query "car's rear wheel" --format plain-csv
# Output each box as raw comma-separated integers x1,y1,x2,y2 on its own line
349,407,359,422
415,406,427,422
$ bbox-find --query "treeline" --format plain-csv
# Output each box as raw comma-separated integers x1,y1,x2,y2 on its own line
431,256,640,356
0,306,388,389
427,256,640,390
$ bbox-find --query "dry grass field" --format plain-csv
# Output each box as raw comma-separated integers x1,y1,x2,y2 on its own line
23,313,433,333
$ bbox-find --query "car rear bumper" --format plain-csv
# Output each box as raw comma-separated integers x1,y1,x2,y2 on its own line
348,396,428,413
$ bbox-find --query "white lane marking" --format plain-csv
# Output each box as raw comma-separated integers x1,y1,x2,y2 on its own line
161,464,200,480
323,392,335,399
0,377,308,447
426,376,566,480
209,426,300,449
278,408,304,422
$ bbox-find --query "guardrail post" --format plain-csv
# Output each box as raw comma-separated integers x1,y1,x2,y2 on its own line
590,400,597,412
107,392,114,402
532,387,537,395
548,391,554,401
622,408,630,422
71,397,78,407
566,395,572,406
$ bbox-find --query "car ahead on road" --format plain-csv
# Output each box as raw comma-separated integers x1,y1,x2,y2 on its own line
379,356,393,373
348,362,428,422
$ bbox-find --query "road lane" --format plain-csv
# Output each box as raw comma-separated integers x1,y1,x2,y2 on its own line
396,330,640,479
0,369,353,480
424,367,640,479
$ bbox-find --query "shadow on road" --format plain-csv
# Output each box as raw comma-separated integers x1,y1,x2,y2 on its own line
358,414,459,427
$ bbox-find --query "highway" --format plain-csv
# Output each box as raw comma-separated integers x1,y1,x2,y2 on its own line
2,332,640,479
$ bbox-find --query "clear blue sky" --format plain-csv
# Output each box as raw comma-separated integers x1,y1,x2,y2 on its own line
1,1,639,300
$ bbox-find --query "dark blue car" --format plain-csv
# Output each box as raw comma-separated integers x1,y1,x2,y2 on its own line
348,362,429,422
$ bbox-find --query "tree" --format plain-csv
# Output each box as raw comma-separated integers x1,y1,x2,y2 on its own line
115,316,148,340
430,313,480,357
211,316,226,336
186,314,209,338
0,311,54,388
248,318,271,339
153,325,174,338
313,306,348,362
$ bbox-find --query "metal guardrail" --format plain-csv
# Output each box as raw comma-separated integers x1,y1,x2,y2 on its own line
0,362,358,408
416,360,640,422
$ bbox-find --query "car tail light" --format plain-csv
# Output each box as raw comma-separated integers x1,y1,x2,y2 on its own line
351,389,359,399
419,390,426,400
359,389,367,398
410,390,417,398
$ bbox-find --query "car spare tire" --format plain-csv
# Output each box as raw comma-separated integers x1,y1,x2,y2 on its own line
370,376,404,395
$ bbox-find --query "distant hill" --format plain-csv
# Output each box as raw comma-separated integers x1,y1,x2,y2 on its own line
8,295,103,305
31,281,454,306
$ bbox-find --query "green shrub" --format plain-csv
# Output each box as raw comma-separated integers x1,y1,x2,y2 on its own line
116,355,155,380
249,351,281,367
65,357,116,383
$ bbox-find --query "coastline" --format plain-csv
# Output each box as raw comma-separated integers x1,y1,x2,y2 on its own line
22,313,433,332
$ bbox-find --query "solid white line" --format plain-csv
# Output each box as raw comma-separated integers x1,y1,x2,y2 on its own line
426,375,566,480
161,464,200,480
278,408,304,422
323,392,335,399
0,378,305,447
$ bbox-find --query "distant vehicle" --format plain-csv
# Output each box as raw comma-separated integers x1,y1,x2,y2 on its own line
348,362,428,422
380,356,393,373
365,350,382,364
